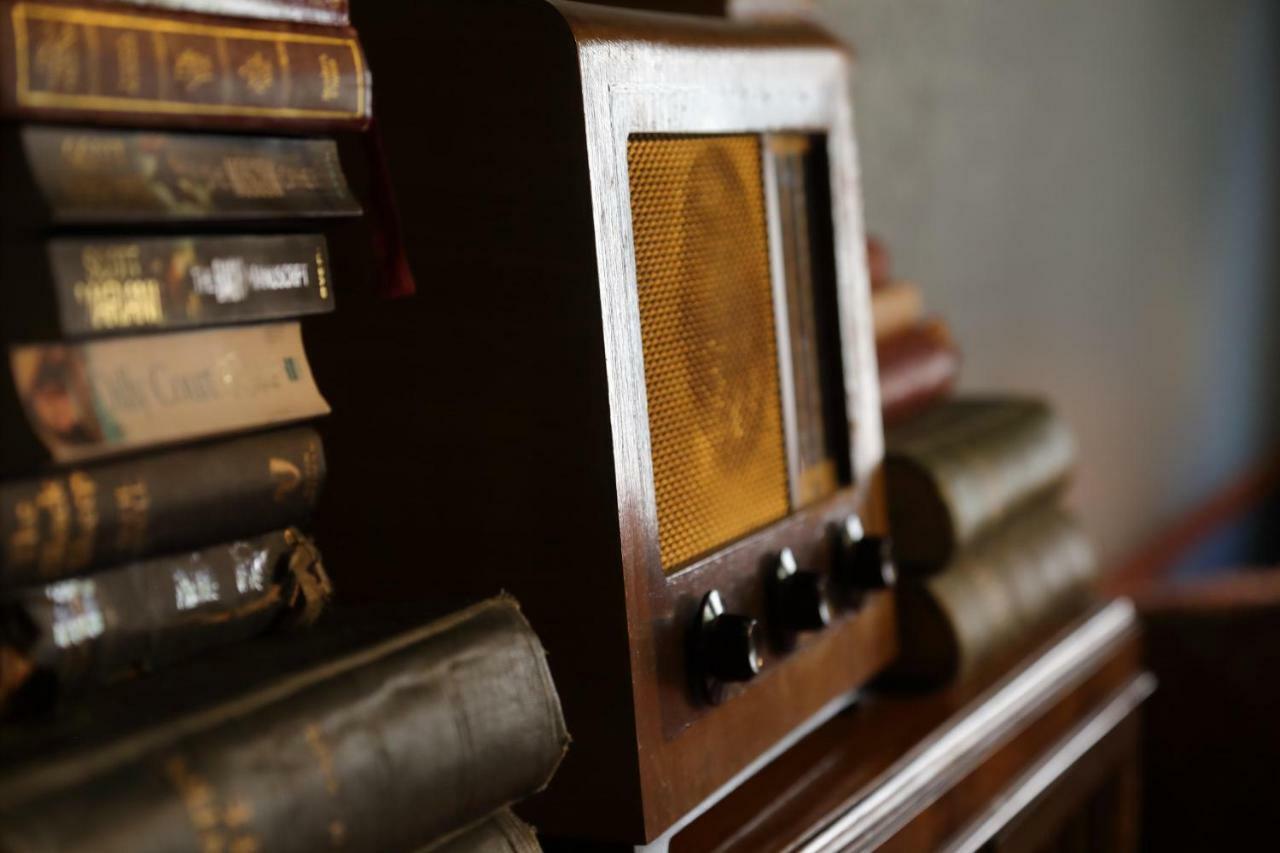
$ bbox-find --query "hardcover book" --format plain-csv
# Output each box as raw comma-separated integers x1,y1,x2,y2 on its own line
1,426,325,586
421,810,541,853
892,506,1098,685
878,319,960,426
1,321,330,473
0,0,369,130
885,397,1077,572
0,528,331,707
0,597,569,853
871,280,924,342
7,126,361,224
3,234,334,340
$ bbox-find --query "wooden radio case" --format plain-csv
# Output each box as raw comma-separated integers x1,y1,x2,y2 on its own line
314,0,897,843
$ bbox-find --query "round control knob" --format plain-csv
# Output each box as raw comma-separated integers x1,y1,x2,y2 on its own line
836,515,897,592
770,548,832,634
692,590,761,703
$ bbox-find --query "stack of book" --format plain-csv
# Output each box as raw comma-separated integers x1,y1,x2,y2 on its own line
0,0,375,712
868,236,1099,686
0,597,569,852
867,235,962,427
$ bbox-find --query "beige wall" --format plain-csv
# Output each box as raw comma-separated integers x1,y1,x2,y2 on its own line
818,0,1280,565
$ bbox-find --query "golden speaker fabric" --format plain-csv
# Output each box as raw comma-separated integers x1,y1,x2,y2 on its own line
628,134,790,572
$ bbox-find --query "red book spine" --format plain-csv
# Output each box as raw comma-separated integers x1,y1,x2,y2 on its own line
878,320,961,426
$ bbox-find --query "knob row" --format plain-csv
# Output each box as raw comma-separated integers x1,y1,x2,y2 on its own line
692,515,895,703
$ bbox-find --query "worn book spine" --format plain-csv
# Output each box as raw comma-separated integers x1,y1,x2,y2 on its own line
1,427,325,587
115,0,350,26
14,126,361,224
0,0,368,130
421,810,541,853
2,320,331,473
892,506,1098,686
0,597,569,853
53,234,334,336
877,319,960,426
885,396,1077,572
0,528,331,707
872,280,924,342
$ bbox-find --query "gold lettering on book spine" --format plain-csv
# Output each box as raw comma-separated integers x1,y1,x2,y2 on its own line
35,481,69,576
164,756,263,853
11,2,367,121
113,479,150,552
66,471,98,570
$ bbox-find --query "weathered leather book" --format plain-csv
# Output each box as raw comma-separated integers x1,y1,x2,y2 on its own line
0,597,569,853
0,528,331,708
877,319,960,426
0,0,368,130
1,427,325,587
0,321,330,475
1,233,335,340
117,0,349,26
872,280,924,342
421,810,541,853
892,505,1097,686
885,397,1076,571
2,125,361,225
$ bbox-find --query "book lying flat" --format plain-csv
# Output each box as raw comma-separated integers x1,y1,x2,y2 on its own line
1,321,330,475
0,597,568,853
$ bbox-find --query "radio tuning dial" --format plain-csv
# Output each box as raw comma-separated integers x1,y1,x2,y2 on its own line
693,590,761,703
770,548,832,634
836,515,897,594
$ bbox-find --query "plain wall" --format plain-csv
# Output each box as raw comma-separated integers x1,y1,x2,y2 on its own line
818,0,1280,565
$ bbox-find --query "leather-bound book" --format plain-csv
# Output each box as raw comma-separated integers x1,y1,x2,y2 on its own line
0,321,330,476
0,597,569,853
1,126,362,226
885,397,1076,572
422,810,541,853
0,528,331,708
891,505,1097,686
1,427,325,587
116,0,350,26
0,0,368,131
871,280,924,342
1,233,335,340
877,319,960,427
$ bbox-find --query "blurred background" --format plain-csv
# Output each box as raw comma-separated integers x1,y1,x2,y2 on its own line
818,0,1280,577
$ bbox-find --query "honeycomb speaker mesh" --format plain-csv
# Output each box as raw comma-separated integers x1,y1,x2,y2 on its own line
628,134,791,572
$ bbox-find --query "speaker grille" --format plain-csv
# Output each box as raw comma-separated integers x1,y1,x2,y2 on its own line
628,134,790,572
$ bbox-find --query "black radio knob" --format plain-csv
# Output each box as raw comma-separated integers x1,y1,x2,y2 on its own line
770,548,832,634
836,515,897,592
693,591,761,701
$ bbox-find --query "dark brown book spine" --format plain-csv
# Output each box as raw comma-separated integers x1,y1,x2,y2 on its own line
1,427,325,587
52,234,335,336
0,598,568,853
116,0,349,27
0,0,368,130
15,126,361,224
0,528,331,705
877,319,960,427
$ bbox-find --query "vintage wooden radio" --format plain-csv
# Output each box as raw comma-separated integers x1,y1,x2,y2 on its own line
313,0,897,843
